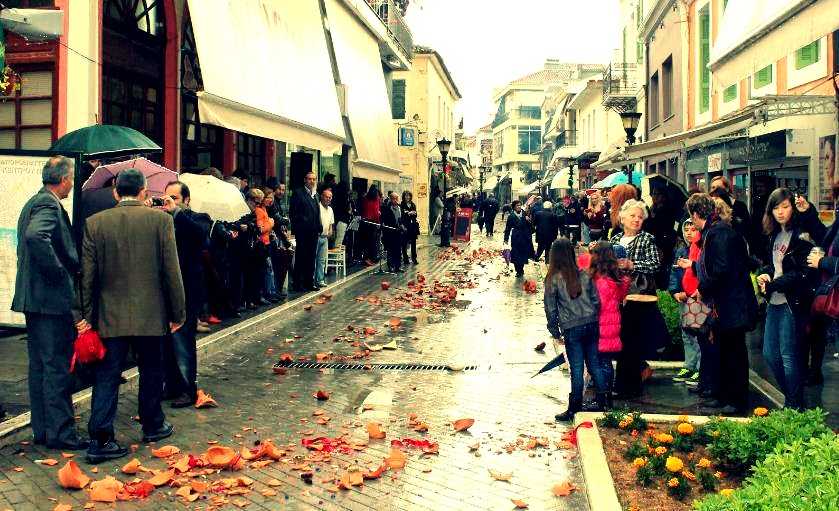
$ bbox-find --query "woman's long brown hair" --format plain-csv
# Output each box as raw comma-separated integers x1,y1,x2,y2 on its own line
589,241,622,282
545,238,582,298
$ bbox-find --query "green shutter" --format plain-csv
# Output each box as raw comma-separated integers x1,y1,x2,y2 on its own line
754,65,773,88
518,128,528,154
723,0,728,10
795,40,820,70
622,27,627,63
723,84,737,103
391,79,406,119
699,6,710,113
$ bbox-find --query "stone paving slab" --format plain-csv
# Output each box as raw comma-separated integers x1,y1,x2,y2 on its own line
0,239,588,511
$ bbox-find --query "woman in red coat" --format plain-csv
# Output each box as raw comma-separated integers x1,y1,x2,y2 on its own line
359,185,382,264
589,241,630,404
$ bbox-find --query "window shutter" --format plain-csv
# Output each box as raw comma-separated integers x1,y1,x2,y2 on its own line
391,79,406,119
699,7,710,113
723,84,737,103
795,40,819,70
754,65,772,88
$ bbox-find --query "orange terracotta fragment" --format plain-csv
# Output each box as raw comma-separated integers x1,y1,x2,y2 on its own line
194,389,218,408
57,461,90,490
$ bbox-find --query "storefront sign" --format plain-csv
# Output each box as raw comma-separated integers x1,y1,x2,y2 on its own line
417,183,428,198
728,130,786,165
818,134,836,212
398,127,415,147
707,153,722,172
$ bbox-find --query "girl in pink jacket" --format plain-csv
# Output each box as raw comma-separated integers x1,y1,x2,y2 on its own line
589,241,630,403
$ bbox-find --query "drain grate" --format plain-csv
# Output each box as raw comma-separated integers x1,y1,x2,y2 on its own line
274,361,479,372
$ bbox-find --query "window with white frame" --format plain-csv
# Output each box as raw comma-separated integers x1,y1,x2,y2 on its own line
753,65,773,89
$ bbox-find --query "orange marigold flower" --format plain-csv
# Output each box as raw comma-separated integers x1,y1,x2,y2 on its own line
667,477,680,488
655,446,668,456
682,469,697,481
632,457,647,468
714,471,723,479
677,414,689,423
677,423,694,435
655,433,674,444
665,456,684,473
753,407,769,417
631,429,639,438
697,458,712,469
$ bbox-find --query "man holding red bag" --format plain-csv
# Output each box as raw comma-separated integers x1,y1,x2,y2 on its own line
81,169,185,463
12,156,90,450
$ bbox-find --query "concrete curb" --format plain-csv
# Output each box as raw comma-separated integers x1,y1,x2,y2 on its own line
573,411,751,511
0,254,395,448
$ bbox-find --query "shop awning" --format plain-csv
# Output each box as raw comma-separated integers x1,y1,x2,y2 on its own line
709,0,839,89
550,166,579,190
326,0,401,181
518,180,541,197
186,0,345,154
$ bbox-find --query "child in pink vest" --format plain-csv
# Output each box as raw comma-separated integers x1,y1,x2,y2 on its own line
589,241,630,403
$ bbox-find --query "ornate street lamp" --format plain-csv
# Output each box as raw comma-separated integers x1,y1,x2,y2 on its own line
437,137,451,247
619,111,642,183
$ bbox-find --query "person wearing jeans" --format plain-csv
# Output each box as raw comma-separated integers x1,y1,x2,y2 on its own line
315,188,335,288
757,188,822,410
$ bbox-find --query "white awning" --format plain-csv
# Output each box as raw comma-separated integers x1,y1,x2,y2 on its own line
186,0,345,154
710,0,839,89
518,181,541,197
327,0,401,180
551,166,579,190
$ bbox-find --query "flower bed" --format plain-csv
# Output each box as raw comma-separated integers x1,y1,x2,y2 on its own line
596,408,836,511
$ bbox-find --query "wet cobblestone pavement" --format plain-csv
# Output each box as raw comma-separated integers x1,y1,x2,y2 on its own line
0,237,591,511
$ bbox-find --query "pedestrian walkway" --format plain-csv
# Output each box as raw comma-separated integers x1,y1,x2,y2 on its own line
0,237,590,511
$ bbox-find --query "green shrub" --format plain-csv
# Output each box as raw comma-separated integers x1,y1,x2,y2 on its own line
694,433,839,511
623,439,648,461
657,290,682,346
707,408,831,475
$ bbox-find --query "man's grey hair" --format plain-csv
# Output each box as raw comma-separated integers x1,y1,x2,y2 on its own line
42,156,74,185
115,168,147,198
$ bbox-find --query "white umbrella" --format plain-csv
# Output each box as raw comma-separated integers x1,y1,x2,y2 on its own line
178,173,250,221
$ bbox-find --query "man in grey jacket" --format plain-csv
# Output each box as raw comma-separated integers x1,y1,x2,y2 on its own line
12,156,89,450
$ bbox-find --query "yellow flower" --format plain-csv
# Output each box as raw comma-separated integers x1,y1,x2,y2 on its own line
677,422,694,435
711,430,720,438
655,433,674,444
632,457,647,468
623,415,634,424
619,420,628,429
682,469,697,481
753,407,769,417
667,477,680,488
655,446,668,456
720,488,734,497
697,457,712,469
665,456,684,473
677,414,689,423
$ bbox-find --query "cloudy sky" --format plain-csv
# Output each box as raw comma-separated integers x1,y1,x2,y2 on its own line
405,0,622,134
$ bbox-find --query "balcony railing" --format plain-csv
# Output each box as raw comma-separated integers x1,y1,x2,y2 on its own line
602,62,641,112
556,129,577,147
366,0,414,58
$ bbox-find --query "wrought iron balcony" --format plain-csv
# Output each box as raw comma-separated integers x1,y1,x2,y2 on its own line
366,0,414,58
602,62,641,112
556,129,577,148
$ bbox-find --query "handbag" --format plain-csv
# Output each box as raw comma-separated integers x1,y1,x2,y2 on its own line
812,274,839,319
680,296,712,331
70,330,106,373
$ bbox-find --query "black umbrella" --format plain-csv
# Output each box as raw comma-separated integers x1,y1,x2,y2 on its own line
642,174,689,211
531,352,567,378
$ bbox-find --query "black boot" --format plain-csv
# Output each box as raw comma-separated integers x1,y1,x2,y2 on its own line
555,394,582,422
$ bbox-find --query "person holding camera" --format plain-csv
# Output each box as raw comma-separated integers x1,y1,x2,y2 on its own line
81,168,185,463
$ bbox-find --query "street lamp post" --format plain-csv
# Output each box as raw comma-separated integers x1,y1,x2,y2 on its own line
619,111,642,183
437,137,451,248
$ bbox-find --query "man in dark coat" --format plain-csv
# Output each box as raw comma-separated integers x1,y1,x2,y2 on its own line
289,171,322,291
81,169,185,463
381,191,404,273
688,193,757,415
162,180,209,408
12,156,88,450
481,194,500,237
533,201,560,261
504,200,535,277
565,196,583,244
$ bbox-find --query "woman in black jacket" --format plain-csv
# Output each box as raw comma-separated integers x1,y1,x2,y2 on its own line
756,188,820,410
400,191,420,265
688,193,757,415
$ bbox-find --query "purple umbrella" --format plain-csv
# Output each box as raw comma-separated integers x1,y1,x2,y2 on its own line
81,157,178,196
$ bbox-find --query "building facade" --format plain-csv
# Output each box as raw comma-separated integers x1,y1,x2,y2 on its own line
390,46,461,233
0,0,411,196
